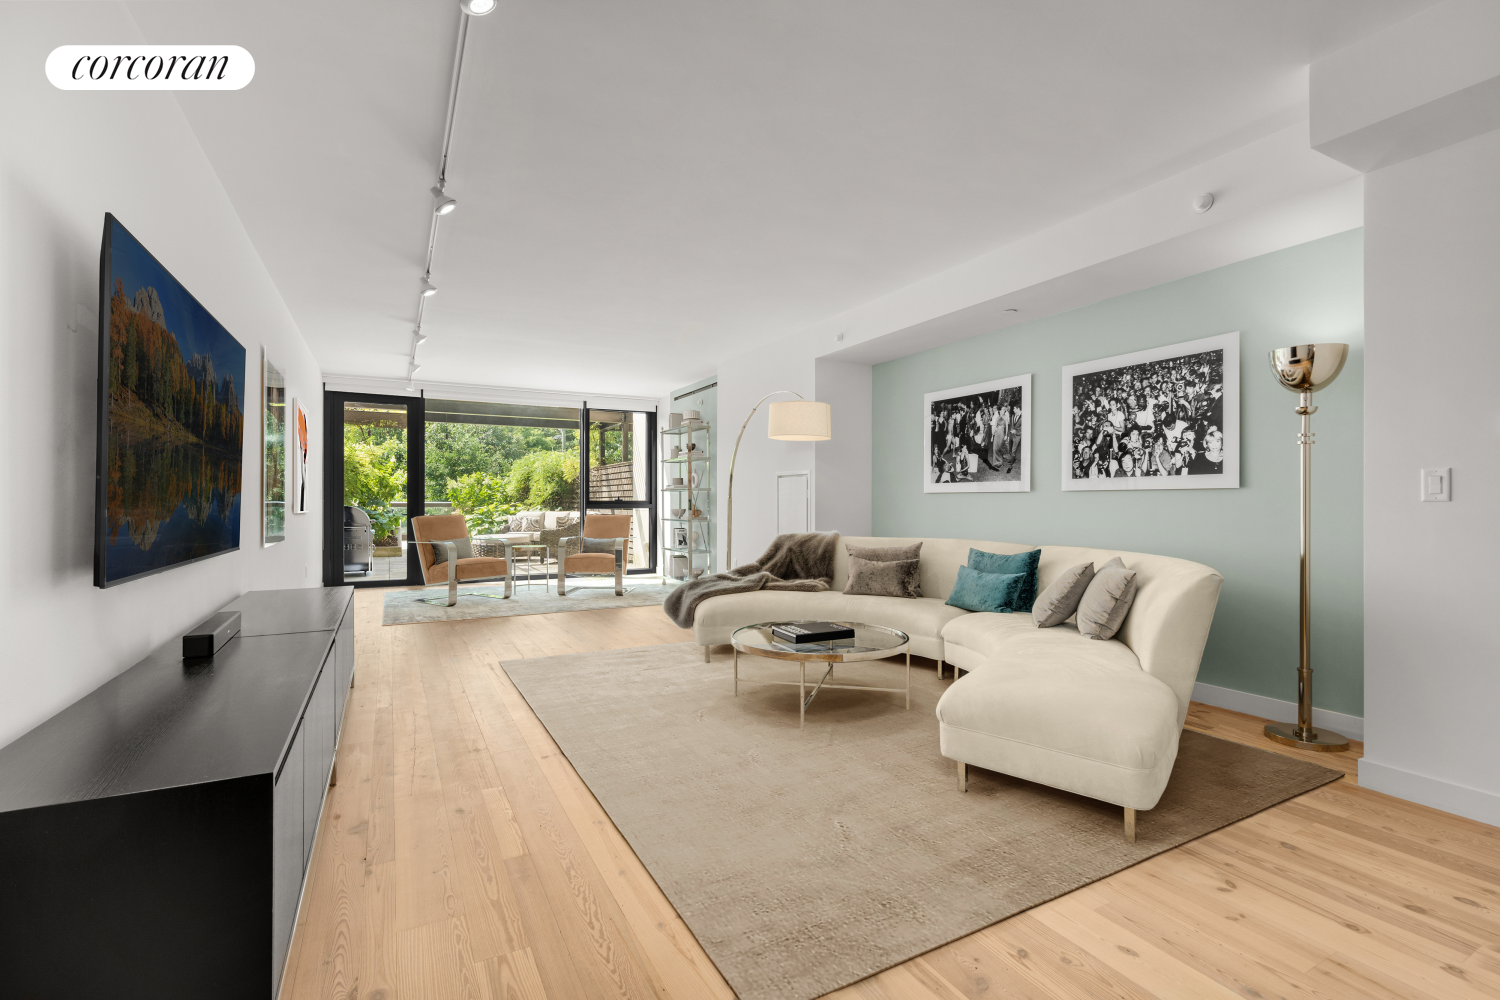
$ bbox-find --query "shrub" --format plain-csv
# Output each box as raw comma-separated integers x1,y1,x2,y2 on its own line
446,471,519,534
502,450,579,511
344,438,407,544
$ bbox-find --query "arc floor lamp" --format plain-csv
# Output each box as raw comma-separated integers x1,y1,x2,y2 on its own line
725,392,832,569
1265,343,1350,752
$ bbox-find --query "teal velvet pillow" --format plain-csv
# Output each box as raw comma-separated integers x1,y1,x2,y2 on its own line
945,566,1028,613
968,548,1041,612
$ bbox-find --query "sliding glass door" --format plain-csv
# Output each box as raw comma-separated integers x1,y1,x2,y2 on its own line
583,407,656,574
322,394,656,584
322,392,425,587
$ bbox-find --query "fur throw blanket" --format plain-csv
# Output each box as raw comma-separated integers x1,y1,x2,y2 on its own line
664,531,840,629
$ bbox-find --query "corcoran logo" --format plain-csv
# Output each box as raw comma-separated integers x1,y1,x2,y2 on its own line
46,45,254,90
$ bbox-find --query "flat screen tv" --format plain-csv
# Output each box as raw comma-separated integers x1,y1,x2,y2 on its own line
95,213,246,587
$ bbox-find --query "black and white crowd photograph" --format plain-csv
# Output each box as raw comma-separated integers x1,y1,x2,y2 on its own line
1060,332,1239,491
924,374,1031,493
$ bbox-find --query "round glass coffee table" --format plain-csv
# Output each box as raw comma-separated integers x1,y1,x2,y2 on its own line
730,621,911,728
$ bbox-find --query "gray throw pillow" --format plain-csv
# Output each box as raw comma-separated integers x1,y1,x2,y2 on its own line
428,536,472,566
1076,557,1137,640
844,555,922,598
1033,561,1096,628
847,541,922,563
581,537,616,554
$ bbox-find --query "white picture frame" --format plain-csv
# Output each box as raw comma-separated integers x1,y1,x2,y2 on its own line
1061,331,1239,491
262,349,286,545
923,373,1031,493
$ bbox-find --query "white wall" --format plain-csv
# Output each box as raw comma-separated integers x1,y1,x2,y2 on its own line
814,358,872,538
1361,128,1500,824
1307,0,1500,825
0,4,323,749
717,337,817,567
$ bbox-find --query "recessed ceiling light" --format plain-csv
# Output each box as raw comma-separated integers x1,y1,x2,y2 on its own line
421,279,438,297
431,185,457,216
1193,192,1215,213
460,0,497,14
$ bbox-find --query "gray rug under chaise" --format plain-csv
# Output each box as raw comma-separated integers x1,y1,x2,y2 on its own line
381,582,674,625
501,641,1342,1000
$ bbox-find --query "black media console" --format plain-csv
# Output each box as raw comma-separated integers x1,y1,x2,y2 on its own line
0,586,355,999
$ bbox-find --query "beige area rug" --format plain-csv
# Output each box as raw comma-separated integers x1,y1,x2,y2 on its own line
381,582,673,625
501,642,1343,1000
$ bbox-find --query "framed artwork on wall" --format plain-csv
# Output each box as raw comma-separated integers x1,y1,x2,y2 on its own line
923,373,1031,493
263,350,286,544
1061,331,1239,491
291,397,310,515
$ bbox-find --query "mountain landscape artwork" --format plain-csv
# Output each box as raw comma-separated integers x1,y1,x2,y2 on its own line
100,215,245,584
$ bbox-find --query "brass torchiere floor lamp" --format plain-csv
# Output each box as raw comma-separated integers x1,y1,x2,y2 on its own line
1265,343,1350,752
725,393,832,570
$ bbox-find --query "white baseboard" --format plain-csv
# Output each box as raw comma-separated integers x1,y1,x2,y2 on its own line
1359,759,1500,827
1191,681,1364,741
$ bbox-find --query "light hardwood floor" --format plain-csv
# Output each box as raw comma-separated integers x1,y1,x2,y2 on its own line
280,591,1500,999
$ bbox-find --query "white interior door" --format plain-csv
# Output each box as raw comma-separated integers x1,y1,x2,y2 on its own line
776,472,810,535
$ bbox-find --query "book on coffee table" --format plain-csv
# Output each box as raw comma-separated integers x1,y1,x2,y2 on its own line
770,622,856,645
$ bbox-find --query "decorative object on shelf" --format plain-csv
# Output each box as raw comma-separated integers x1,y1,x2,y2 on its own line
671,445,681,458
1061,331,1240,490
672,476,684,486
725,392,832,568
263,350,286,545
674,526,689,548
668,412,683,428
684,409,701,422
291,397,310,514
1263,343,1351,753
924,373,1031,493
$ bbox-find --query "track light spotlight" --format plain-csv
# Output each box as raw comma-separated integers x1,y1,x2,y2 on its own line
420,278,438,297
460,0,497,14
409,363,423,375
414,330,429,345
431,185,457,216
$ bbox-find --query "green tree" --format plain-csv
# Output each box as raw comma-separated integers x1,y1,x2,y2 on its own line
445,471,518,534
502,449,580,510
423,422,577,500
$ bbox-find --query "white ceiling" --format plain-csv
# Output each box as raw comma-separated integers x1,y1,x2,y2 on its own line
131,0,1430,398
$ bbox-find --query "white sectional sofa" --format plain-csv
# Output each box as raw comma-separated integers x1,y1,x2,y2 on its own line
691,536,1223,840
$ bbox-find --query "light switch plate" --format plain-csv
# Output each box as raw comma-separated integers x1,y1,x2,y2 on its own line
1421,467,1451,502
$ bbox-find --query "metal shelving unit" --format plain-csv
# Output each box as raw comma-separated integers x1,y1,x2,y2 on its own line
661,420,712,582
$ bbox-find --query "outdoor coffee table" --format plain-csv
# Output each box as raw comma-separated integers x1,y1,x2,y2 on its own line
730,621,911,728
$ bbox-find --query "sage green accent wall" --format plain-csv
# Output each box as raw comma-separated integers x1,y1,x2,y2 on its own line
872,230,1364,716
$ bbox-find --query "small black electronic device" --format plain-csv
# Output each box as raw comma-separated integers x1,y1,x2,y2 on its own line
182,610,242,659
771,622,856,644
